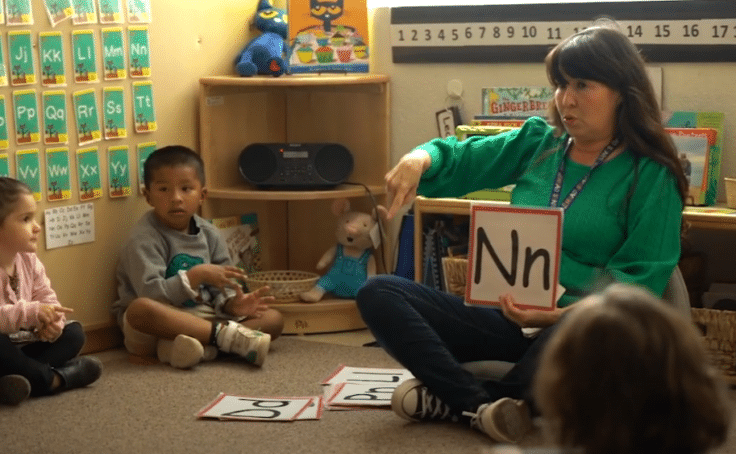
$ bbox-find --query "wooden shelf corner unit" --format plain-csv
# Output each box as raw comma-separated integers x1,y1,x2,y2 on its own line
198,74,391,334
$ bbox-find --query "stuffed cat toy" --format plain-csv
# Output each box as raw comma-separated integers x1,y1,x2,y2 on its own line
300,198,387,302
235,0,288,77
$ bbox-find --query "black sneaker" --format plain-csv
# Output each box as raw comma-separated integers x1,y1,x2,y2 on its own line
53,356,103,392
391,378,458,422
0,375,31,405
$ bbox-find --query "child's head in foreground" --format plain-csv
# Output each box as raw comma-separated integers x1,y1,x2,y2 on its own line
143,146,207,232
535,283,729,454
0,177,40,256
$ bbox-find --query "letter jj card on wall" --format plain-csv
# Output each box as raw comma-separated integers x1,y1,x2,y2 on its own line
44,203,95,249
465,202,563,310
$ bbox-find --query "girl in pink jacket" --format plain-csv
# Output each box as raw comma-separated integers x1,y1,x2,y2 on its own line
0,178,102,405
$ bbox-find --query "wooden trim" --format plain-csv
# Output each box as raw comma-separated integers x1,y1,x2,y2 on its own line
81,321,123,355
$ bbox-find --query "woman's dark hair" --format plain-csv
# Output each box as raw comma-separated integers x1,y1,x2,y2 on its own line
143,145,205,189
0,177,32,225
545,20,688,205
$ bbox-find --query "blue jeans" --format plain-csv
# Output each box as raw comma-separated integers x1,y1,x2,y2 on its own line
0,322,85,396
356,275,557,414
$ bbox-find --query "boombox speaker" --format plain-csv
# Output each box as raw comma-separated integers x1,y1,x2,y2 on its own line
238,143,354,189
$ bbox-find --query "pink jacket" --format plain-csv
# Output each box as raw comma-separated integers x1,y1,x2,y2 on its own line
0,253,64,335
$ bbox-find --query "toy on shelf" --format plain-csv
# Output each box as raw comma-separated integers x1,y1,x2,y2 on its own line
235,0,288,77
300,198,387,302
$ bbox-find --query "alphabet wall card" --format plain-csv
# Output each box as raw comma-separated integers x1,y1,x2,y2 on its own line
72,0,97,25
132,80,156,133
39,32,67,86
0,96,8,149
0,153,8,176
128,26,150,77
15,148,41,200
44,202,95,249
126,0,150,24
136,140,155,192
197,393,319,422
13,89,40,145
98,0,123,24
101,27,125,80
103,86,126,139
45,147,71,201
72,30,99,83
0,35,8,86
43,0,74,27
8,30,36,85
76,146,102,200
107,145,130,197
43,90,69,145
72,88,102,145
287,0,370,74
465,203,563,310
6,0,33,25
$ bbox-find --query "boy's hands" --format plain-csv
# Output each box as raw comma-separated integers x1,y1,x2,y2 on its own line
187,264,248,293
225,285,275,318
36,304,73,341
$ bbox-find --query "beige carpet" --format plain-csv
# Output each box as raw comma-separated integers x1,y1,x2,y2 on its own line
2,335,735,454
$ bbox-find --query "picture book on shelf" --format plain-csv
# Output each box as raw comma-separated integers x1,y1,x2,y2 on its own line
665,111,724,206
665,127,717,206
481,87,553,118
209,213,263,275
287,0,369,73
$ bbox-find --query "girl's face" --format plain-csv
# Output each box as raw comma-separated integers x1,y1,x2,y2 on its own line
0,193,41,255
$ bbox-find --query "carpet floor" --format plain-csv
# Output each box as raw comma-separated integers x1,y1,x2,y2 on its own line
2,335,736,454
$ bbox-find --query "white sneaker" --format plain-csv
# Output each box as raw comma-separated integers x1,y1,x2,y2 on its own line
391,378,457,422
157,334,204,369
216,321,270,366
464,397,532,443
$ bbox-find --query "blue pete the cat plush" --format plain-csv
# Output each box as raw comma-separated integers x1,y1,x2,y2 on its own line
235,0,288,77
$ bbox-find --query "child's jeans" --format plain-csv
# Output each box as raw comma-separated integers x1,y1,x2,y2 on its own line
0,321,85,395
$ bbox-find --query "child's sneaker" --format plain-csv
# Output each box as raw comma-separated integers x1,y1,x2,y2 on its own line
391,378,458,422
464,397,533,443
216,321,270,366
157,334,205,369
0,375,31,405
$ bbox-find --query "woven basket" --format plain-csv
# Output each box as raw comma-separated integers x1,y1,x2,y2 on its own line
442,256,469,297
691,307,736,385
244,270,320,304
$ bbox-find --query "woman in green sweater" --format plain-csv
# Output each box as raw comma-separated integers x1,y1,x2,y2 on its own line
356,21,688,443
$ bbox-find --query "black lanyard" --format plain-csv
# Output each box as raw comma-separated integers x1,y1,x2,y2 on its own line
549,136,620,211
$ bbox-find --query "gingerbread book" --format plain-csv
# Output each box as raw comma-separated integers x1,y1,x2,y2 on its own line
287,0,369,73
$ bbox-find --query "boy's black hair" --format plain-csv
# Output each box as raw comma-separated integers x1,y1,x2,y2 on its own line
0,177,32,225
143,145,206,189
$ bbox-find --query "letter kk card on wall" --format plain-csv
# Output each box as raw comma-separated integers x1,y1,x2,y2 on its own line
465,202,562,310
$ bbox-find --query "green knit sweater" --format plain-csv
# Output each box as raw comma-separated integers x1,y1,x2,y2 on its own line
416,117,682,307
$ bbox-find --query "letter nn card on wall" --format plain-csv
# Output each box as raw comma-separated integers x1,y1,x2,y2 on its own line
287,0,369,73
465,202,563,310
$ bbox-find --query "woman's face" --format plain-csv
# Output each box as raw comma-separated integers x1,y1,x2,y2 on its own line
554,73,621,145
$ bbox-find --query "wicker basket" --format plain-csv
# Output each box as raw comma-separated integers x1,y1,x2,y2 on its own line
244,270,320,304
691,307,736,385
442,256,469,297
